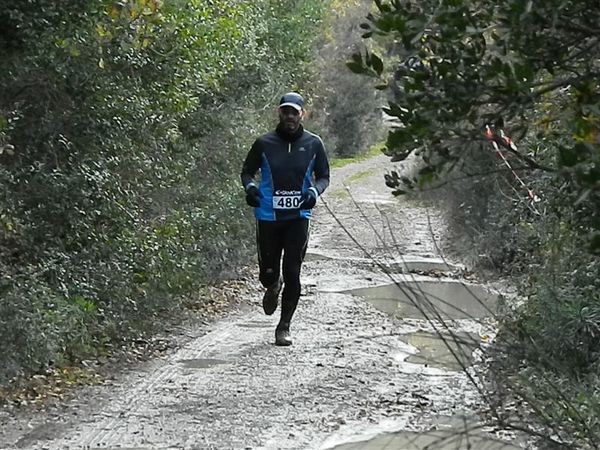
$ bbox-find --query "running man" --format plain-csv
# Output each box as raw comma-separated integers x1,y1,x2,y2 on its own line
241,92,330,346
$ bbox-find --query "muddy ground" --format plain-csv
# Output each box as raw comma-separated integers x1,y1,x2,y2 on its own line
0,154,523,449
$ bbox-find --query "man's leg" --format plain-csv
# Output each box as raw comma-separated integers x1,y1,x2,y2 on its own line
256,220,284,315
277,218,310,343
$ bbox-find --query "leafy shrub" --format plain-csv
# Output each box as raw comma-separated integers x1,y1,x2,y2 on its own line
308,0,385,158
0,0,332,383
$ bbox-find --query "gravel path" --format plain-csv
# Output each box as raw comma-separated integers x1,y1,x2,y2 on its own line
0,153,498,450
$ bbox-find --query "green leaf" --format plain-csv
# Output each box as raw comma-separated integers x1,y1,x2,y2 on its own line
558,146,578,167
574,189,592,206
386,128,412,148
346,61,367,74
371,53,384,76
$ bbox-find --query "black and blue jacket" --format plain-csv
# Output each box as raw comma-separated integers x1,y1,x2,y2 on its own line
241,124,330,221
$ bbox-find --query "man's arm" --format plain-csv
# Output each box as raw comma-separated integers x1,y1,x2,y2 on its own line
313,137,330,195
241,140,262,189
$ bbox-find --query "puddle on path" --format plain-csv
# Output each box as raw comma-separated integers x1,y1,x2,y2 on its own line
326,415,522,450
238,320,272,329
305,251,333,262
329,429,521,450
401,331,479,371
331,278,510,449
387,258,457,274
348,281,497,320
177,358,228,369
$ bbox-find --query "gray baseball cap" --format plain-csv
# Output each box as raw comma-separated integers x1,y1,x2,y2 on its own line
279,92,304,111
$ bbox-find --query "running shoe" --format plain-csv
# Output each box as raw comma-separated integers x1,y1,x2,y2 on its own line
262,277,282,315
275,328,292,346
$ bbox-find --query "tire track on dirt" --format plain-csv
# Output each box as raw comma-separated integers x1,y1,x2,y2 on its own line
77,320,254,448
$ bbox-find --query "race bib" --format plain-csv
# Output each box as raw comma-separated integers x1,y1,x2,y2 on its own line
272,190,302,210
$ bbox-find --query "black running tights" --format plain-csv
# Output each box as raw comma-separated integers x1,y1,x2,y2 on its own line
256,218,309,328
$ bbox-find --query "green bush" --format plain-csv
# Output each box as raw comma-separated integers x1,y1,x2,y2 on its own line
0,0,332,384
308,0,385,157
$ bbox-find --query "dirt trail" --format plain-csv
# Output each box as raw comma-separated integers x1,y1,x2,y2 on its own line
0,154,511,450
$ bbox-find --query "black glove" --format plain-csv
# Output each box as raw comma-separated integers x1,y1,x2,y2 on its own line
245,185,263,207
299,188,318,209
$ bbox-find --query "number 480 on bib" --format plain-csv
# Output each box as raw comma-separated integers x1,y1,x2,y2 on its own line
273,195,302,210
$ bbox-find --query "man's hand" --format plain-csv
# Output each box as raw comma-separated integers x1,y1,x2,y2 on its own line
299,188,318,209
245,185,263,207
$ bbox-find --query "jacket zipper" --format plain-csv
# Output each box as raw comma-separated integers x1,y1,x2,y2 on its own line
288,143,291,153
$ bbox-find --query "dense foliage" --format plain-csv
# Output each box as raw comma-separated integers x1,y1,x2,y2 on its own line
352,0,599,250
0,0,338,383
350,0,600,448
309,0,386,157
